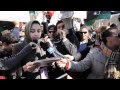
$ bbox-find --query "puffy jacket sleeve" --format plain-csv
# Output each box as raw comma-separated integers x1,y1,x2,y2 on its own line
67,48,94,72
0,44,33,71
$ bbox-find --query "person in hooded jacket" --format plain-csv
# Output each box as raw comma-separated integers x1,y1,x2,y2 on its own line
12,20,53,79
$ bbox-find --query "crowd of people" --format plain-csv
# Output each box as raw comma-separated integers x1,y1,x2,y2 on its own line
0,11,120,79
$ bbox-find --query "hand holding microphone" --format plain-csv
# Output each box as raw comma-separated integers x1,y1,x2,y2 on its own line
44,35,53,47
29,42,38,50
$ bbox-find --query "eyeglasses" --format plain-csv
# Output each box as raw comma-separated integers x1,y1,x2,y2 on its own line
80,32,87,34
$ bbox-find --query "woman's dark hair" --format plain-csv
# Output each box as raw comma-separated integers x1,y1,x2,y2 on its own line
110,23,117,28
80,25,90,33
31,20,41,30
32,20,40,25
101,27,117,44
56,20,65,29
97,26,107,42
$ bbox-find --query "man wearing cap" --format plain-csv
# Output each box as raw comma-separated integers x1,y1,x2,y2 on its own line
48,25,56,39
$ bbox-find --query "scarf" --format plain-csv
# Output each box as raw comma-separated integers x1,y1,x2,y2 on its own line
100,43,120,79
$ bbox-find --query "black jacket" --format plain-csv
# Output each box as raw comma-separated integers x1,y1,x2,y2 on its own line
48,32,81,79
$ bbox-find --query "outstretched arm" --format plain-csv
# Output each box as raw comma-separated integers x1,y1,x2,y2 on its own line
0,42,36,71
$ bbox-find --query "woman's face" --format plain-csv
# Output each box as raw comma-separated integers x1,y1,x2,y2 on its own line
29,23,42,41
57,22,65,31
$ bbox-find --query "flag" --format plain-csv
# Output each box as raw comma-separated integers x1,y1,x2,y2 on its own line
85,11,111,26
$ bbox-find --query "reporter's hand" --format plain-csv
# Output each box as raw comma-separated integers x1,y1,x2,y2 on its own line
23,61,39,72
64,55,74,61
57,29,67,40
44,36,49,43
29,42,38,50
56,55,73,69
56,59,68,68
44,35,53,47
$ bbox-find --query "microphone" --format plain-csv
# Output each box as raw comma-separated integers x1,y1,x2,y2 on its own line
46,38,68,71
46,38,57,57
46,38,65,58
46,38,54,47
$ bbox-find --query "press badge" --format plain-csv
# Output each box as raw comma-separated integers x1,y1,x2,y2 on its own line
40,67,49,79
